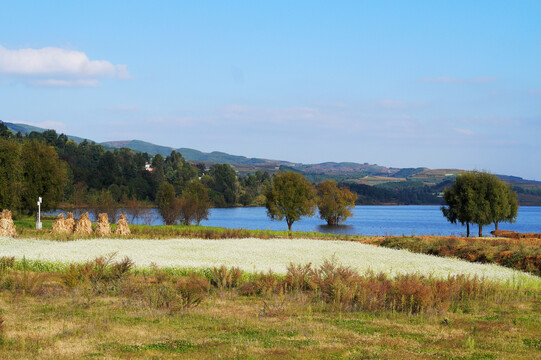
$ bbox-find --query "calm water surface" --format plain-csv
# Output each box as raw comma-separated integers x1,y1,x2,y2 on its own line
50,206,541,237
199,206,541,236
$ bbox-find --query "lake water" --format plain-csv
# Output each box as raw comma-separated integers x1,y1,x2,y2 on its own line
48,205,541,237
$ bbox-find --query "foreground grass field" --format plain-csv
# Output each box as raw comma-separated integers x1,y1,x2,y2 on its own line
1,291,539,359
3,221,540,358
0,255,539,359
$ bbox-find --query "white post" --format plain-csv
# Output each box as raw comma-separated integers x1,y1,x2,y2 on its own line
36,197,42,230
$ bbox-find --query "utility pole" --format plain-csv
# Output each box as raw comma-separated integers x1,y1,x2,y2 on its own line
36,197,42,230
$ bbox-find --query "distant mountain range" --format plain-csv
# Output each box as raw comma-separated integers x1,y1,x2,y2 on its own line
3,121,89,144
3,120,541,193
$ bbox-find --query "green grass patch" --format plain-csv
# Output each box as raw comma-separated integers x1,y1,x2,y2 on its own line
101,339,197,353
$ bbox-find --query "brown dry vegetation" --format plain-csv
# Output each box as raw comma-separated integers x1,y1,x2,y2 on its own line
373,235,541,276
0,257,539,359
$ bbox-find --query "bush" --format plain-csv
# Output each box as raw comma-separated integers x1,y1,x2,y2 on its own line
209,266,242,290
176,273,210,308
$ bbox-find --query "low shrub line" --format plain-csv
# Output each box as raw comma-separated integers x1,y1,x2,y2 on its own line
375,236,541,276
0,255,535,316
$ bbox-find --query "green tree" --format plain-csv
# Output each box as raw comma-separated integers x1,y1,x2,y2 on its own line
488,176,518,231
442,171,518,237
87,188,119,223
0,122,13,139
0,139,23,212
21,140,67,214
265,171,316,231
208,164,238,206
179,180,211,225
156,182,180,225
316,180,357,225
151,154,165,186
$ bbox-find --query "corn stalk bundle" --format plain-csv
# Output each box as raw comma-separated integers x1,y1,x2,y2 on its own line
65,212,75,233
52,213,70,234
95,213,111,237
74,212,93,236
115,214,131,236
0,209,17,237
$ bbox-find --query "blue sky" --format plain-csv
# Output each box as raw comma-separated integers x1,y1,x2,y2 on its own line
1,1,541,179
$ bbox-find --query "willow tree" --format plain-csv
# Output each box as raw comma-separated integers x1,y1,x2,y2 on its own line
442,172,477,237
488,176,518,231
316,180,357,225
265,171,316,231
442,171,519,237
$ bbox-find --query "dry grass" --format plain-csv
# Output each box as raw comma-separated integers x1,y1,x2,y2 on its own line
0,287,539,359
0,257,539,359
374,235,541,275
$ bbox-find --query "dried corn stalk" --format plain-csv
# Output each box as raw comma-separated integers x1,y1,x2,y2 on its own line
0,209,17,237
52,213,70,234
115,214,131,236
95,213,111,237
65,212,75,233
74,212,93,236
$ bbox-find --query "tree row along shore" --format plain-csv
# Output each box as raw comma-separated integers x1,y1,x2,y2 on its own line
0,123,521,236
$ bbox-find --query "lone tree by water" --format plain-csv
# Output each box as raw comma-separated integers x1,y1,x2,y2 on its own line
179,179,211,225
156,182,181,225
316,180,357,225
265,171,316,231
489,180,518,231
441,171,518,237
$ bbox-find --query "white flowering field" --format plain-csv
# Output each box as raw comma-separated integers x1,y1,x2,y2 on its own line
1,237,539,288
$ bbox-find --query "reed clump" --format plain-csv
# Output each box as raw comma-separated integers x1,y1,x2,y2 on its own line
235,261,505,315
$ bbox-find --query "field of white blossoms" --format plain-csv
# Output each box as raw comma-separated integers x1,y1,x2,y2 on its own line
1,236,539,288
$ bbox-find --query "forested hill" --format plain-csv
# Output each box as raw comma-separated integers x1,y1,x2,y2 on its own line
2,120,541,206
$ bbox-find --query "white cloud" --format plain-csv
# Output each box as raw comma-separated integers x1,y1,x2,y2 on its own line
222,105,320,123
454,128,474,135
527,89,541,95
421,76,496,84
378,99,427,109
31,79,99,87
106,104,141,112
0,45,130,86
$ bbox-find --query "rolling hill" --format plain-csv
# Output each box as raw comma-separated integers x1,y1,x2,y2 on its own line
3,121,88,143
2,120,541,202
